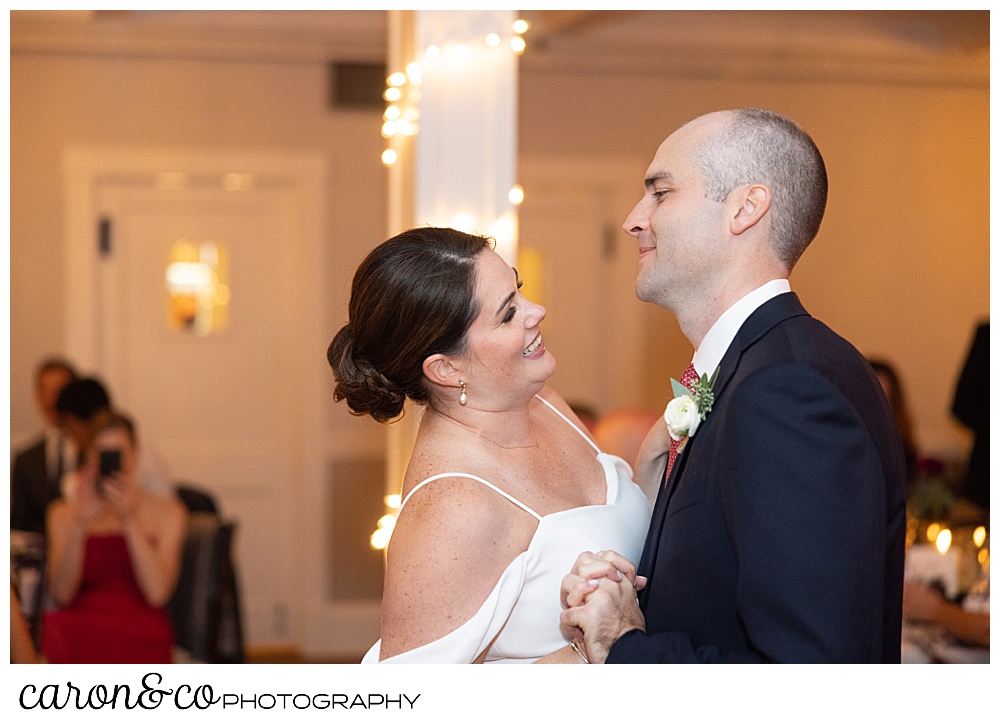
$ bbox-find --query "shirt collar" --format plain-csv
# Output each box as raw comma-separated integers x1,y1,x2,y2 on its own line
692,279,791,377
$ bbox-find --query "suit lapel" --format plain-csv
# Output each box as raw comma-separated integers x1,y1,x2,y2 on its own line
637,292,811,607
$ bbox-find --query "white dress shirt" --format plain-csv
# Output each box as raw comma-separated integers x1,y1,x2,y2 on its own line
43,424,76,485
691,279,792,378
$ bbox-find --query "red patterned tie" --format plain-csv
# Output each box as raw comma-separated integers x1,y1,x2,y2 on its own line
665,363,699,483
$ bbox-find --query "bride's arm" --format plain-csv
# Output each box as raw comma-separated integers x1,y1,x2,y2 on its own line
534,645,588,664
379,476,535,661
633,416,671,502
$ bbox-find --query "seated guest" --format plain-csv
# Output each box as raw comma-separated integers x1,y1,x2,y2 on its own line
11,358,77,533
56,377,172,498
42,411,187,663
593,409,662,505
903,580,989,648
11,584,40,664
868,359,918,482
951,322,989,510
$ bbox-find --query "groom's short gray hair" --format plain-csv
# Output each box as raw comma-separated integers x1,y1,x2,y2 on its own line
693,108,828,268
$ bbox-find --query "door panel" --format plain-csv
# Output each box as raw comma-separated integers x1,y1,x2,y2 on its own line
98,184,294,646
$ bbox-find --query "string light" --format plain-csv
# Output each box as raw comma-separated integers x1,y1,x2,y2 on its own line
509,185,525,204
405,62,423,85
383,24,528,167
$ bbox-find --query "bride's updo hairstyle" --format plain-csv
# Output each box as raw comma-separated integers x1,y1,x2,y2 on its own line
328,227,492,422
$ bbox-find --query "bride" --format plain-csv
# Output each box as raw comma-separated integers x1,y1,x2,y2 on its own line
328,227,667,663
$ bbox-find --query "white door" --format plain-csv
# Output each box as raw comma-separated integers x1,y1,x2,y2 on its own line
97,182,297,646
64,149,337,652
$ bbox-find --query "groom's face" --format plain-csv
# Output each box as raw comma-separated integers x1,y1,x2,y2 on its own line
624,115,728,311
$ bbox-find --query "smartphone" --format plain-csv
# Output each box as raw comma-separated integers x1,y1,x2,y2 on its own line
99,449,122,478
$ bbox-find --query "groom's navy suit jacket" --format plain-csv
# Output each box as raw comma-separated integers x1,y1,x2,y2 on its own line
607,293,907,663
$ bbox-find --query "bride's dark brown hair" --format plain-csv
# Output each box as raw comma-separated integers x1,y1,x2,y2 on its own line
327,227,492,422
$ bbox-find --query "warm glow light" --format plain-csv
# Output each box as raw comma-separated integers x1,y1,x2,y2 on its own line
926,522,941,543
222,172,251,192
509,184,525,205
425,44,440,59
409,88,422,102
371,511,399,550
166,262,212,292
455,44,469,59
381,121,398,138
935,528,952,554
978,548,989,566
384,87,402,102
486,33,501,47
397,120,418,136
214,284,231,305
405,62,422,84
387,72,406,87
510,36,526,54
973,526,987,547
513,19,529,34
385,494,401,509
403,107,420,121
451,214,477,234
381,149,397,166
200,243,218,268
384,105,401,121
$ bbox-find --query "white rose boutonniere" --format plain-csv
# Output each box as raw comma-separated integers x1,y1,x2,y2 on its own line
664,367,720,442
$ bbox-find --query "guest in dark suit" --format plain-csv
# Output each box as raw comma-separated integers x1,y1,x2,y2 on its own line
10,359,77,534
952,321,988,510
560,109,907,663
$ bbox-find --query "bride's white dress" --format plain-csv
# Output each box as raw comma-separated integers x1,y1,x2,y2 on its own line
362,396,651,664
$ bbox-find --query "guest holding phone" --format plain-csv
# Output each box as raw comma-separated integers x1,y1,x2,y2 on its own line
42,411,187,663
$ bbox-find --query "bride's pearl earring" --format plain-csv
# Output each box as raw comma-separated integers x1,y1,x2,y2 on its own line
459,381,468,406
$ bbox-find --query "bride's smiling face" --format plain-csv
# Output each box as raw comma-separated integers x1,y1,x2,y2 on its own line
458,249,555,405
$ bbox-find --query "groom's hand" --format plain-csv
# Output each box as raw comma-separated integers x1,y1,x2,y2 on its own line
560,550,643,610
560,576,646,664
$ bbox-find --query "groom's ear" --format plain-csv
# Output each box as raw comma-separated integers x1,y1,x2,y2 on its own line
422,354,462,388
729,183,771,236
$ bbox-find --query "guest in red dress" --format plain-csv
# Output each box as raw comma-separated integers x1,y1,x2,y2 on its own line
42,411,187,663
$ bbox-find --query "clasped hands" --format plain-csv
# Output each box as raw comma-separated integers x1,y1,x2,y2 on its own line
559,550,647,664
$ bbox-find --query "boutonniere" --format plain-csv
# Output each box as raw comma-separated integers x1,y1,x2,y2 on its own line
665,367,719,442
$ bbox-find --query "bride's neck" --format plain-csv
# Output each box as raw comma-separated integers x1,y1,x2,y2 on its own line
427,400,537,450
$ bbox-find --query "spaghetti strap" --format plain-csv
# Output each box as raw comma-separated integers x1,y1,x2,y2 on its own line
400,473,543,520
533,394,602,454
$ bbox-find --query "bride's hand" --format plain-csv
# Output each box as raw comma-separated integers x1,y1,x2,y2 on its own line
561,550,640,610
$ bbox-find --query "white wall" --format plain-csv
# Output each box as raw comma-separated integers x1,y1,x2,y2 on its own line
519,70,989,458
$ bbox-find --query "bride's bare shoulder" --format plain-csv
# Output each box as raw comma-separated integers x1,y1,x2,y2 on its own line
380,454,534,658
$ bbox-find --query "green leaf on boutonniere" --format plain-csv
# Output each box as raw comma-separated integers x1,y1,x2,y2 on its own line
691,366,720,420
670,378,691,399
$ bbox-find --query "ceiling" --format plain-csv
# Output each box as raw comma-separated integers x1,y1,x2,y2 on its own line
10,10,988,86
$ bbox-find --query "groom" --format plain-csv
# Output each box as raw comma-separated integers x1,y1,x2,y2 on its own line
560,109,907,663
